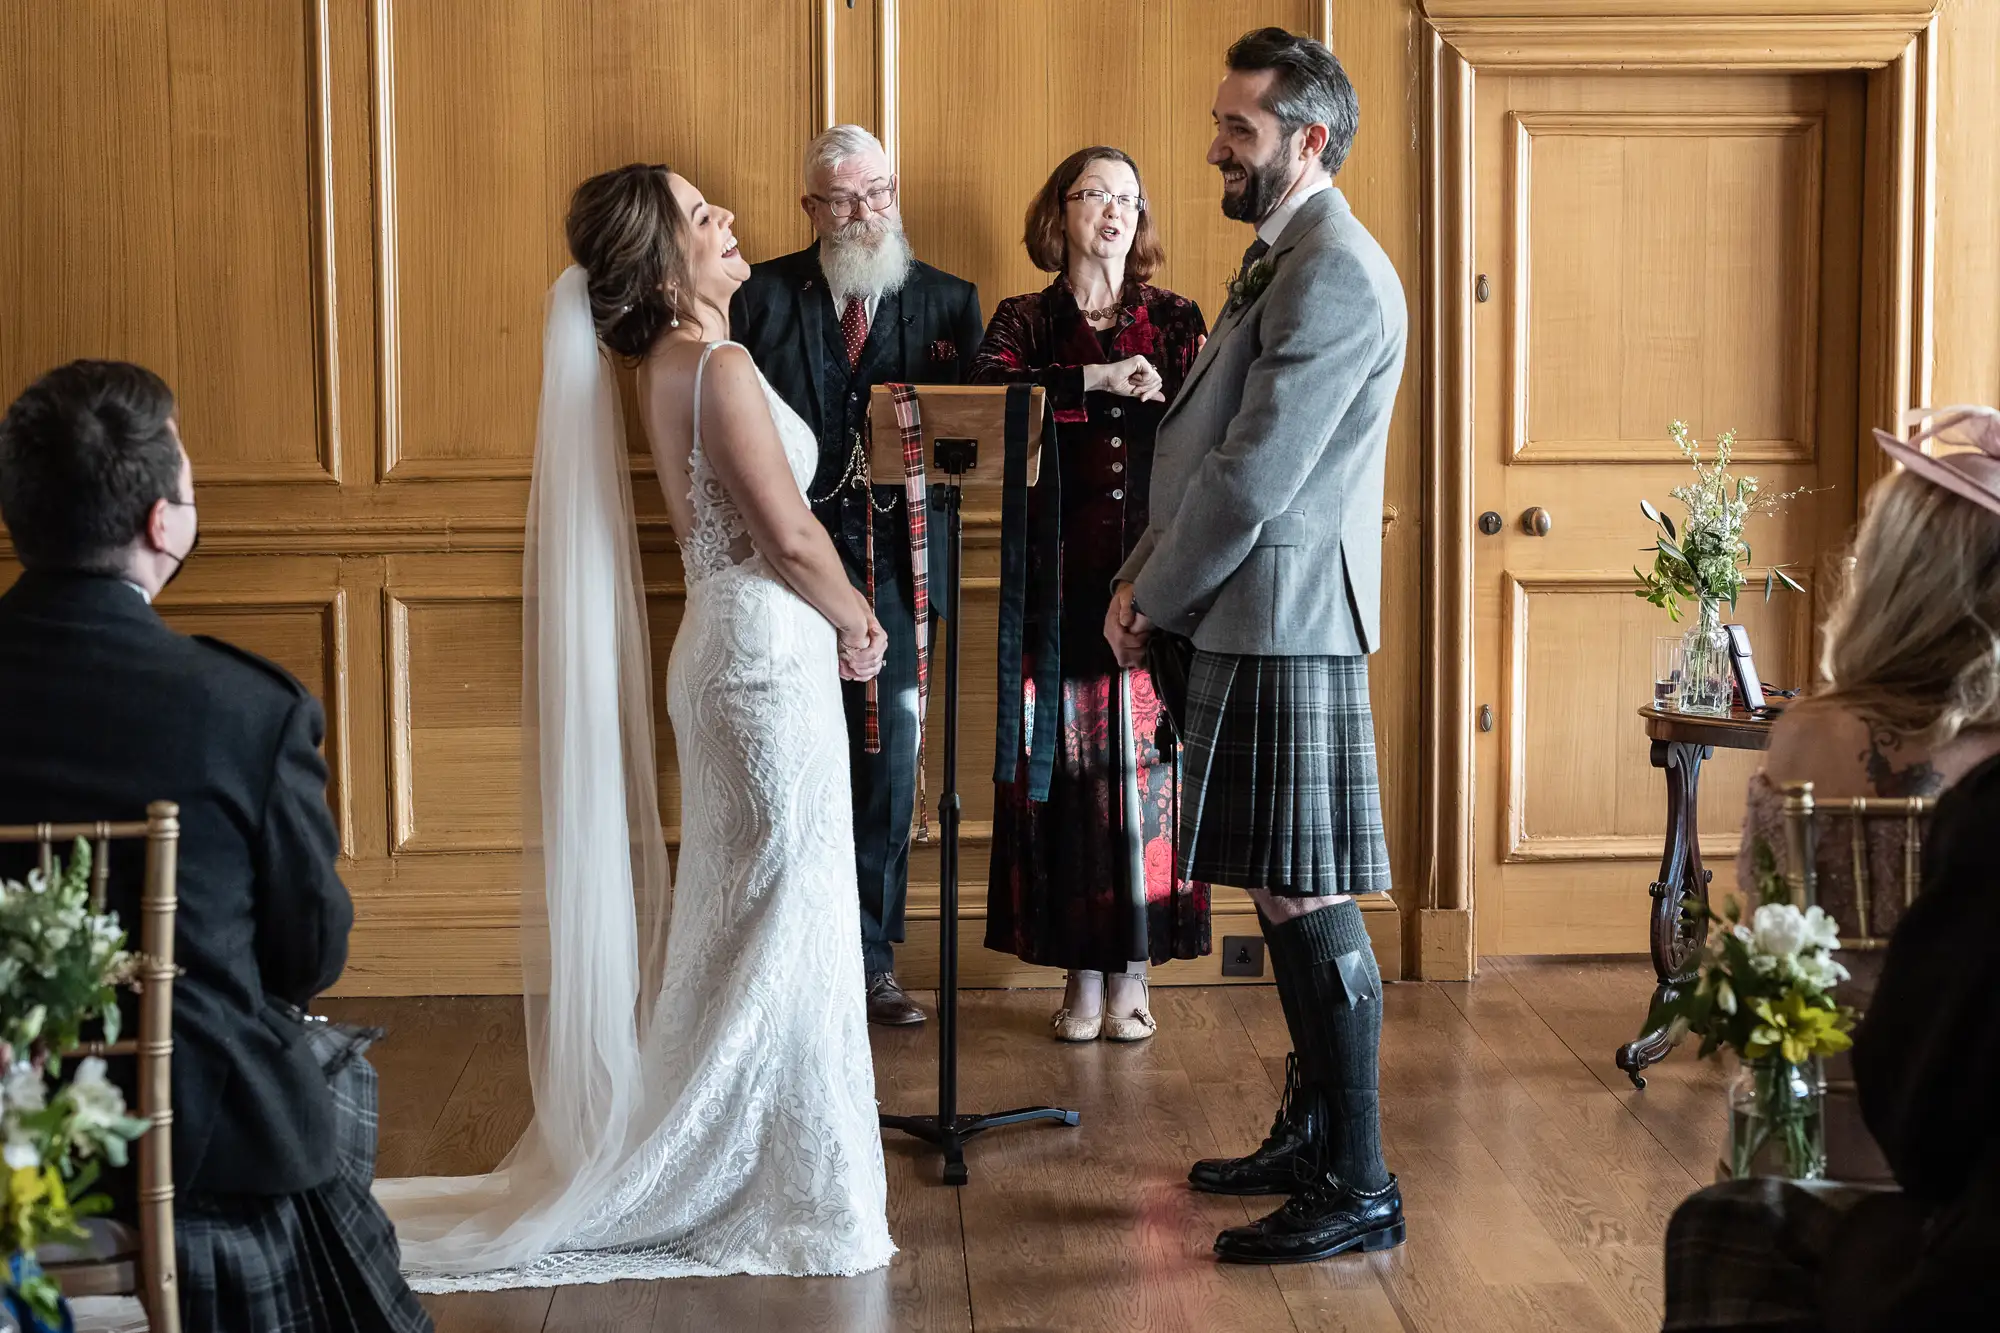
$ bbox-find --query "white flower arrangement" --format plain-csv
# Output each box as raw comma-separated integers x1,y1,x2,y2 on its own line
1654,896,1855,1180
1654,899,1855,1068
0,844,153,1323
1636,422,1809,620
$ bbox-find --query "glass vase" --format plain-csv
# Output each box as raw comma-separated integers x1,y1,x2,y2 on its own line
1725,1056,1826,1181
1675,597,1733,716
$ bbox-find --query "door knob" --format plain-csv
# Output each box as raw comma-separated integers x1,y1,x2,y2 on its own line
1520,506,1552,537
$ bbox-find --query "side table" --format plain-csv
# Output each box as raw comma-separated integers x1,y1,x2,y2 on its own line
1617,705,1774,1089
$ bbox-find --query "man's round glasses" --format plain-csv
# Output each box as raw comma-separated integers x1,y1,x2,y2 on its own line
1066,188,1145,213
813,182,897,220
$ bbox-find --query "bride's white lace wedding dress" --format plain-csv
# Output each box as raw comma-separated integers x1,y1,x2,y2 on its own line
376,303,892,1291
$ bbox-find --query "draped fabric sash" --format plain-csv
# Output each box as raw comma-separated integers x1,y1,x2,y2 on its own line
861,385,934,835
993,383,1062,801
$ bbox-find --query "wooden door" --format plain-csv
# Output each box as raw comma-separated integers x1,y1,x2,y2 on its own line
1473,70,1864,957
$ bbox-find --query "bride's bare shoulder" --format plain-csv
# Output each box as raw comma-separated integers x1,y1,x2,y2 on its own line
643,341,759,400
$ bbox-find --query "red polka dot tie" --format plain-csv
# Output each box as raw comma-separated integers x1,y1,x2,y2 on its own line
839,297,868,369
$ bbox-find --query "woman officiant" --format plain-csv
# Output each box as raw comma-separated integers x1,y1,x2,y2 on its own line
974,147,1210,1042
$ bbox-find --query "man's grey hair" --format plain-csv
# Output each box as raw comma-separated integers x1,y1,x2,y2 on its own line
1225,28,1360,176
803,124,891,187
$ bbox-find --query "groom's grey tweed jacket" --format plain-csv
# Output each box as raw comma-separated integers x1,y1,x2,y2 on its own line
1116,187,1406,656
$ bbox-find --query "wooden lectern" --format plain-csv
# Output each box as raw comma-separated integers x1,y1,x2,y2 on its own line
866,383,1078,1186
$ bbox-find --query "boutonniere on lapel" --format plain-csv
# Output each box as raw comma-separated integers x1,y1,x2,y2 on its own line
1223,257,1277,318
927,339,957,365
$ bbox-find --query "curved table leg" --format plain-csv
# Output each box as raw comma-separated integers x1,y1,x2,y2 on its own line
1617,738,1713,1089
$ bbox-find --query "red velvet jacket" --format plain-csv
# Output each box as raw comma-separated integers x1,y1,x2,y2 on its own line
970,277,1207,675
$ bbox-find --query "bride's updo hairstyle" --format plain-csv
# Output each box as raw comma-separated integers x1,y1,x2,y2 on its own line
566,163,690,360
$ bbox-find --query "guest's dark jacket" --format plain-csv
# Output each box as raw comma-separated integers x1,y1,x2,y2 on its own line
1845,749,2000,1324
0,571,352,1198
730,243,982,584
970,277,1206,676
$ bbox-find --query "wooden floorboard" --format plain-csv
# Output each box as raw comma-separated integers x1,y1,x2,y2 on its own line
324,958,1723,1333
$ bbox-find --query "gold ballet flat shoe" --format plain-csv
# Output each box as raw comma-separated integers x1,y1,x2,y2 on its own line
1103,979,1156,1042
1051,1007,1103,1042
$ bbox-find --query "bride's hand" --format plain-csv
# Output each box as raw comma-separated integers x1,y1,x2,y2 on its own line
838,611,888,682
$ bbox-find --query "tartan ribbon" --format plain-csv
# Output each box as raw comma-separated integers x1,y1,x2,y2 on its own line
862,385,934,837
993,383,1061,800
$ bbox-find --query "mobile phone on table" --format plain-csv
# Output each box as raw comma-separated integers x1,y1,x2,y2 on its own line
1725,624,1764,711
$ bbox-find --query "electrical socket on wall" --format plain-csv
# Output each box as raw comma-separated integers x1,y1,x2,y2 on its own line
1219,935,1266,977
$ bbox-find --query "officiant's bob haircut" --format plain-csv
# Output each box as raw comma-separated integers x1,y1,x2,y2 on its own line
1023,147,1164,282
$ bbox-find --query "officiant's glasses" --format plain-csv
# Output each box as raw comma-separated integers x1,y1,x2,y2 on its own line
1065,188,1146,213
813,179,898,220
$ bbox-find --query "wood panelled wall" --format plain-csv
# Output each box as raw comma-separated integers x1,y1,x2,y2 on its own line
2,1,1992,993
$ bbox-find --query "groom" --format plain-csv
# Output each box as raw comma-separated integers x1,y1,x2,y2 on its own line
1107,29,1408,1262
732,125,984,1026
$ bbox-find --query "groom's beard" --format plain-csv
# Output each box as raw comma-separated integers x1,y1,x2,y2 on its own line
819,215,915,307
1220,150,1298,224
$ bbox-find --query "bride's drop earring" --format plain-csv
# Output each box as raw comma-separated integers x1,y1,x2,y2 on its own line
669,289,681,328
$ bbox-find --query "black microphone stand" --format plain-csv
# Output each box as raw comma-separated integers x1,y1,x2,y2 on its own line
879,435,1079,1185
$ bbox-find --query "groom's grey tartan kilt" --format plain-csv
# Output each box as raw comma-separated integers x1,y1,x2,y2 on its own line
1177,650,1391,899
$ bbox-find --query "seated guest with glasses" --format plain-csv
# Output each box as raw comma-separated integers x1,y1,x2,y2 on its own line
0,361,429,1333
731,125,984,1028
972,147,1211,1042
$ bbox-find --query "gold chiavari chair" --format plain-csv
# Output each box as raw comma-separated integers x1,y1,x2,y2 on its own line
1779,781,1933,952
0,803,180,1333
1777,781,1935,1185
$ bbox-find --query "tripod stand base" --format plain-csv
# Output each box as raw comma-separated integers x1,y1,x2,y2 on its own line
881,1108,1081,1186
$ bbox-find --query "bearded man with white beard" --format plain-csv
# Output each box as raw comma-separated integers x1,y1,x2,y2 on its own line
731,124,984,1026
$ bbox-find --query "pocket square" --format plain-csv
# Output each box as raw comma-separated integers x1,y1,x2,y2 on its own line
928,339,957,364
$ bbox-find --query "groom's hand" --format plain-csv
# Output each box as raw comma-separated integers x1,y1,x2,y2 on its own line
839,613,889,682
1105,582,1152,669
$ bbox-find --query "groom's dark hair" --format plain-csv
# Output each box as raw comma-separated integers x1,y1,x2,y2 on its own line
1226,28,1360,177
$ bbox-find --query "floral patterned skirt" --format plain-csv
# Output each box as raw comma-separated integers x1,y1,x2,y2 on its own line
985,666,1210,973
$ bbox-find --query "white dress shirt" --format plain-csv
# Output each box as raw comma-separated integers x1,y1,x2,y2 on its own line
1256,177,1333,249
833,293,882,332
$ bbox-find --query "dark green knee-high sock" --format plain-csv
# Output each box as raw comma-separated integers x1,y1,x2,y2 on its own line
1275,900,1389,1192
1257,908,1311,1082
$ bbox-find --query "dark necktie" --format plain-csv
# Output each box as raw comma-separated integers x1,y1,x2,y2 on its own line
1238,237,1271,284
839,297,869,369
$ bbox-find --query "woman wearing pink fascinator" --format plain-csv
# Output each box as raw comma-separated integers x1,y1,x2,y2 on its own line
1720,399,2000,1038
1871,403,2000,517
1730,402,2000,936
1664,401,2000,1333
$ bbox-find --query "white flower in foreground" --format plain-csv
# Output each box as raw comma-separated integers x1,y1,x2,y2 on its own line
1751,903,1810,958
1797,952,1851,991
3,1061,46,1116
1800,905,1842,954
1715,980,1738,1015
67,1057,131,1133
2,1127,39,1170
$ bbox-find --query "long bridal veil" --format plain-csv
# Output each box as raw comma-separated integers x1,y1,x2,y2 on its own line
374,265,673,1279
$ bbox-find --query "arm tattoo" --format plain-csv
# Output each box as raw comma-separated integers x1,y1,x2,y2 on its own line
1861,724,1945,797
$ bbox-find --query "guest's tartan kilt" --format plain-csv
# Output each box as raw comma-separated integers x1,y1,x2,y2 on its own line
1177,651,1391,898
174,1021,433,1333
1662,1177,1874,1331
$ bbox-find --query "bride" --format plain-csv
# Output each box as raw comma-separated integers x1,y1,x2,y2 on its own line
374,164,896,1290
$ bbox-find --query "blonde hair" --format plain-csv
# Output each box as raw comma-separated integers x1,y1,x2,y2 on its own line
1819,469,2000,748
